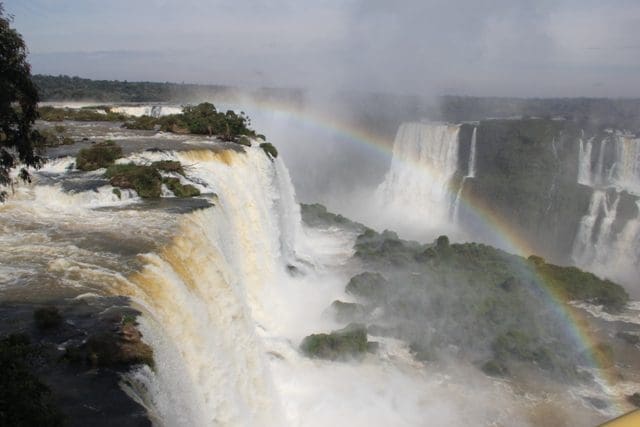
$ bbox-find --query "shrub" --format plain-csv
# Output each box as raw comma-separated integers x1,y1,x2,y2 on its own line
259,142,278,159
123,115,158,130
0,334,64,426
300,324,369,360
105,163,162,198
236,136,252,147
162,177,200,198
76,140,123,171
152,160,184,175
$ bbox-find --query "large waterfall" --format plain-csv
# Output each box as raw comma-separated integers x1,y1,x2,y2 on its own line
573,133,640,292
115,148,301,426
375,123,461,236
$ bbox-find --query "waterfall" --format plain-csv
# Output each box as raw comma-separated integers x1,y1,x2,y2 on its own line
468,127,477,179
571,190,620,270
611,135,640,195
115,147,301,426
453,127,477,222
376,122,460,229
578,138,593,185
110,105,183,118
578,134,640,195
573,132,640,291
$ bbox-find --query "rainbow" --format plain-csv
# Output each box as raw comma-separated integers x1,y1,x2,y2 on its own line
229,96,629,415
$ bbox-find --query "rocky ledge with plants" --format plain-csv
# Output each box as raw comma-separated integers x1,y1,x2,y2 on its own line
299,205,633,403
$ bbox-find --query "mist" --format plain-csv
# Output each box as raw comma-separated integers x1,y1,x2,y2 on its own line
6,0,640,97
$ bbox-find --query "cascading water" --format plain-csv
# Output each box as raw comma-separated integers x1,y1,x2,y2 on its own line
110,105,183,118
375,123,460,236
578,137,594,186
452,127,477,222
573,131,640,292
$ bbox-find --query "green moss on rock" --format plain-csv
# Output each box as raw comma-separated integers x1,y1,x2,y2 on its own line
345,272,389,300
260,142,278,159
300,323,369,360
236,136,252,147
76,140,123,171
163,177,200,198
152,160,185,175
105,163,162,198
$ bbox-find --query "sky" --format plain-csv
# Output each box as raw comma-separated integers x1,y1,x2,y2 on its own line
4,0,640,97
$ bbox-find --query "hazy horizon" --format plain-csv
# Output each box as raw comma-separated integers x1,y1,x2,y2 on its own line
5,0,640,98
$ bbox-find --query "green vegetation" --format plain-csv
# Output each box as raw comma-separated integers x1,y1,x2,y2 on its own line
38,105,127,122
299,203,366,231
0,334,64,426
162,177,200,198
0,6,43,201
236,136,252,147
33,306,62,330
325,219,629,381
75,140,123,171
260,142,278,158
39,126,74,146
121,114,157,130
152,160,184,175
345,272,389,300
105,163,162,198
300,323,370,361
122,102,259,143
530,257,628,311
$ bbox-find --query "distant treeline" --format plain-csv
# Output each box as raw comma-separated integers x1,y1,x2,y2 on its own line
32,74,304,105
439,96,640,132
33,75,640,133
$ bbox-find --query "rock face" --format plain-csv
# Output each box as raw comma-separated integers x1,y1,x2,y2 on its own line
300,323,370,361
456,120,592,263
455,119,640,267
319,211,629,381
66,321,153,368
0,299,152,426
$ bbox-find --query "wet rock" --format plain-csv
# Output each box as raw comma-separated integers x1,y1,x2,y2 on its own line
300,323,369,361
330,300,366,323
34,306,63,330
627,392,640,408
66,322,153,369
616,331,640,346
345,272,389,300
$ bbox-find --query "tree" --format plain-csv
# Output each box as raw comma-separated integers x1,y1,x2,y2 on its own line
0,4,42,201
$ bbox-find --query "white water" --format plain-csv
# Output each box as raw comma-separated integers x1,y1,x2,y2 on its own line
1,125,617,425
375,122,460,238
578,137,594,186
453,127,477,222
111,105,183,118
577,134,640,195
574,132,640,292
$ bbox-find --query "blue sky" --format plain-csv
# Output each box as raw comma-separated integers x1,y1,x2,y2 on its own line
5,0,640,96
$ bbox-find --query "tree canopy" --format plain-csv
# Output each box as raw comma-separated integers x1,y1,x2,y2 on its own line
0,4,41,201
